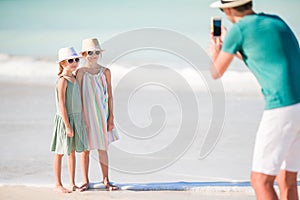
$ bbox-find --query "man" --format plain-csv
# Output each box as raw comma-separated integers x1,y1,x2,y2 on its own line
209,0,300,199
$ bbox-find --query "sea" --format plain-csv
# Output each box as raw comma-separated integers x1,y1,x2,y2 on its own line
0,0,299,190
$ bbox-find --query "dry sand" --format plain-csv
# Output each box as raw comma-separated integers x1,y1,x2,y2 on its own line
0,185,257,200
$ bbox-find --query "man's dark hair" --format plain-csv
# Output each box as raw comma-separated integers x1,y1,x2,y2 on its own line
233,1,253,12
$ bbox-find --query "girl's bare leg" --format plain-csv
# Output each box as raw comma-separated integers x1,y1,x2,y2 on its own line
79,150,90,191
54,154,71,193
98,150,119,191
68,151,78,191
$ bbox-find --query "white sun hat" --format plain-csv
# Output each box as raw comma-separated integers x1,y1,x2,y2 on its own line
57,47,81,63
81,38,104,53
210,0,252,8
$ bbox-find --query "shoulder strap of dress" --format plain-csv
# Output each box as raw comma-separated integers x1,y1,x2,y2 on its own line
59,75,75,84
99,66,106,73
58,75,67,80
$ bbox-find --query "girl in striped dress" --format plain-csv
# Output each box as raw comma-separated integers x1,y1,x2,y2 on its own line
51,47,89,193
76,38,119,191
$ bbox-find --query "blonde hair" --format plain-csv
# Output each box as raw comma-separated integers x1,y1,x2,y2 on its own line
81,51,87,57
58,62,64,76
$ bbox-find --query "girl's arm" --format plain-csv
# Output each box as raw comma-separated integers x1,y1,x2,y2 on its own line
57,77,74,137
75,68,84,93
104,68,114,132
76,68,90,133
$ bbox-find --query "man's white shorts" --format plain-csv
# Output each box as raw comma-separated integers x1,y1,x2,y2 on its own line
252,102,300,175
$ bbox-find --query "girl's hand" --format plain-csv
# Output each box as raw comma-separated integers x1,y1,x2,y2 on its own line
107,118,114,132
66,126,74,138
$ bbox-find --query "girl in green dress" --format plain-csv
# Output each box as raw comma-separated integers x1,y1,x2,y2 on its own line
51,47,89,193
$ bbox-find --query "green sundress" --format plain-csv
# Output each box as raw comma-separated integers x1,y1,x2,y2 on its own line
51,77,88,155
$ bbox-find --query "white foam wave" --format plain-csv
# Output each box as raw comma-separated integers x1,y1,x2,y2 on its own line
109,63,261,96
0,54,57,84
0,54,261,95
189,186,255,193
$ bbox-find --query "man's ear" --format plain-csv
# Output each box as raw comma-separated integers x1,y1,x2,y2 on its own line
223,8,231,15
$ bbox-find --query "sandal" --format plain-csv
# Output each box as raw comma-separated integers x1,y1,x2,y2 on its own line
79,183,89,192
103,177,119,191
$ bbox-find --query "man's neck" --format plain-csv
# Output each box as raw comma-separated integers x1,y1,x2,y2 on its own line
233,9,255,23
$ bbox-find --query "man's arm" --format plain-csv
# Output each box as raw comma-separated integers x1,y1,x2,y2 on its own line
209,30,235,79
210,51,235,79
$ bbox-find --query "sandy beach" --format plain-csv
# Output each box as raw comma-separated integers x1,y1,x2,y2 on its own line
0,185,258,200
0,80,257,199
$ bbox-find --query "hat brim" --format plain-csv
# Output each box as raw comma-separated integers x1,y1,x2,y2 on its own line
56,55,82,63
210,0,252,8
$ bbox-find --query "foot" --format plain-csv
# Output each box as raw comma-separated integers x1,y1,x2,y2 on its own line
103,178,119,191
55,185,72,193
71,185,80,192
79,183,89,192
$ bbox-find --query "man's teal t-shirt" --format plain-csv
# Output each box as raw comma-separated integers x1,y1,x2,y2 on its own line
222,13,300,110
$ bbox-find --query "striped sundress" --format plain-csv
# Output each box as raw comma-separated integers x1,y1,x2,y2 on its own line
82,68,119,150
51,78,89,155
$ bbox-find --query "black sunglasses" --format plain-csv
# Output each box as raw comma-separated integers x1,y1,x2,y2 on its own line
67,58,80,64
87,51,101,56
219,8,224,12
